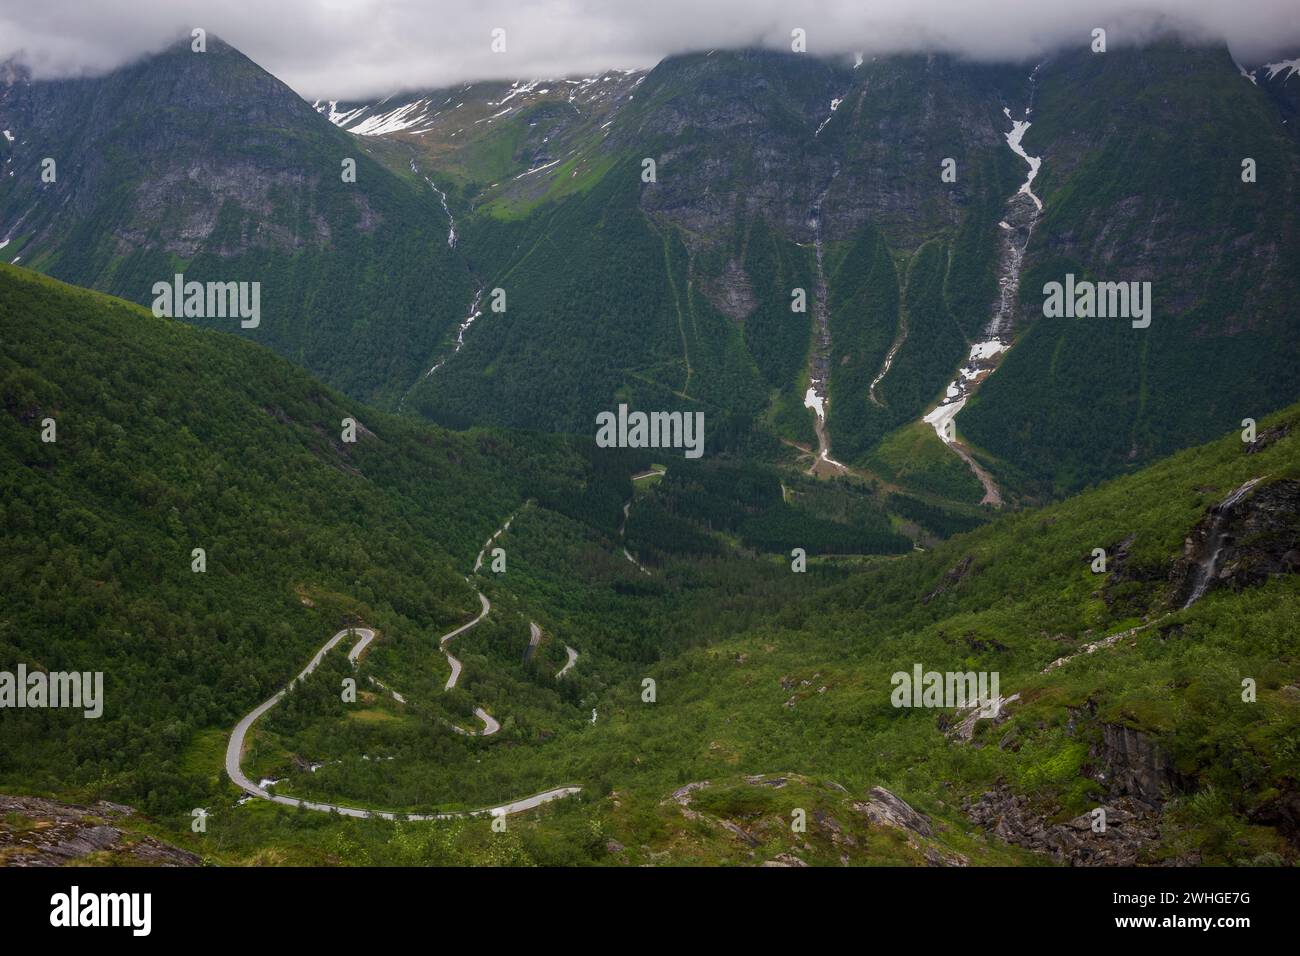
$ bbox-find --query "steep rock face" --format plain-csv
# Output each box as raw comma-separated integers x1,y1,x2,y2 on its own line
701,257,758,324
8,35,1296,492
1098,533,1166,616
0,39,338,254
1027,46,1297,330
0,37,472,407
662,775,967,865
854,786,934,836
0,39,351,267
1169,477,1300,606
627,51,847,246
964,697,1198,864
1094,723,1186,803
623,50,1019,253
406,40,1300,498
405,49,1020,446
963,43,1300,494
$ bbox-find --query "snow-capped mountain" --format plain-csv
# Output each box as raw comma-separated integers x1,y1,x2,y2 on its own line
313,70,645,138
1260,57,1300,83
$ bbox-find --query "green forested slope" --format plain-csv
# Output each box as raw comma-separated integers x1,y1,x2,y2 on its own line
962,44,1300,494
407,43,1300,505
0,263,584,810
0,38,473,407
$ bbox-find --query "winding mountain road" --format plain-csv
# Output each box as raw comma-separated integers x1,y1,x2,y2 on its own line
441,591,489,691
439,591,499,736
225,512,582,820
450,706,501,736
619,498,653,575
473,516,513,572
347,628,378,663
523,621,542,662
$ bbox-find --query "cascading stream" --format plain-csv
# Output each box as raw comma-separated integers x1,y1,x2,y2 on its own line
425,286,484,377
411,158,457,248
803,161,848,475
1181,477,1267,608
397,286,484,412
395,156,480,413
921,64,1043,507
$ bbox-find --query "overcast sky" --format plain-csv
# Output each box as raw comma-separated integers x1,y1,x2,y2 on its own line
3,1,1299,100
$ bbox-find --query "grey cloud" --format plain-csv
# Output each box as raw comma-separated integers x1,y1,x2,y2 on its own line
2,0,1298,99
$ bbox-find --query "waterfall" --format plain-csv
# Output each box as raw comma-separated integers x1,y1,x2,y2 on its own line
803,162,847,473
1182,477,1266,608
919,65,1043,507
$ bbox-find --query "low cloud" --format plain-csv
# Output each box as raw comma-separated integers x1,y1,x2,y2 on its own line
2,0,1298,99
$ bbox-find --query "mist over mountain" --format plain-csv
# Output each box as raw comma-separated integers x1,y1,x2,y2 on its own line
3,0,1300,98
5,27,1299,498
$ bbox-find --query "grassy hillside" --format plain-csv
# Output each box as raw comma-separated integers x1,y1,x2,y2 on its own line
3,247,1298,867
226,395,1300,866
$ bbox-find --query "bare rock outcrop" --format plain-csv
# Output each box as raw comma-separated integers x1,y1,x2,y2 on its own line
853,786,933,837
0,794,201,867
924,556,973,604
1094,723,1187,803
964,788,1170,866
1169,477,1300,608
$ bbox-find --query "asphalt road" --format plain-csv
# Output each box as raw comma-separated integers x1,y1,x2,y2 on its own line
224,512,583,819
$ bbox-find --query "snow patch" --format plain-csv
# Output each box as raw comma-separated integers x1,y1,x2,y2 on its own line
924,397,966,445
969,340,1008,361
1264,58,1300,82
814,98,842,137
313,100,367,127
349,99,433,136
492,80,539,108
803,386,825,421
515,158,561,179
1003,112,1042,212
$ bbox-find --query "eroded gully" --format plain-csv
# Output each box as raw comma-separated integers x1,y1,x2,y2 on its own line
802,161,850,477
921,65,1044,508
